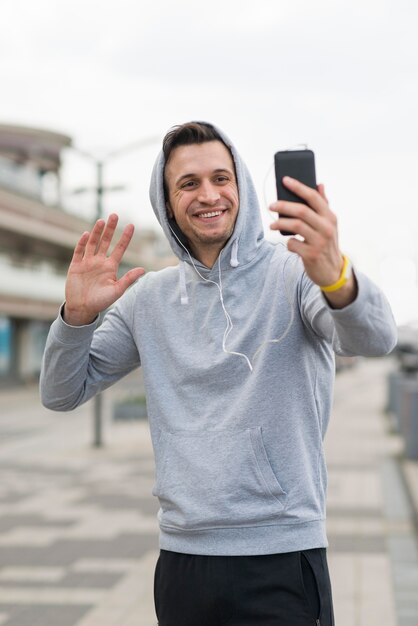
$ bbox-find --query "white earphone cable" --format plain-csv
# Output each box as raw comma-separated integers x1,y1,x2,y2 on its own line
168,225,254,371
167,160,301,372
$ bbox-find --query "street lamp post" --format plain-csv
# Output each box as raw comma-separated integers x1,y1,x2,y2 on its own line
70,135,160,447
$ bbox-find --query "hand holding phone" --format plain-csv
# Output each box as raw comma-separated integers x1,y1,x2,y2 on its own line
271,152,357,306
274,149,317,236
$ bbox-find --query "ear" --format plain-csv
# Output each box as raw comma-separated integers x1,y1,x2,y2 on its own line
166,201,174,219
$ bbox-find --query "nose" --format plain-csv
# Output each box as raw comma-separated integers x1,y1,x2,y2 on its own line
197,180,220,205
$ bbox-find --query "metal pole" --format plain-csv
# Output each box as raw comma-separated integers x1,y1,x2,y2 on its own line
93,160,104,448
70,136,160,448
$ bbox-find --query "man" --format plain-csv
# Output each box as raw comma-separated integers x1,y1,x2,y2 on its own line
41,122,397,625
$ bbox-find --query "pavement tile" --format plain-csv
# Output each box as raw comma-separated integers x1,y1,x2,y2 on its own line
327,534,387,553
74,493,159,515
0,514,76,533
0,526,65,547
387,535,418,562
71,559,142,573
0,532,158,567
400,460,418,521
0,572,123,589
326,516,385,535
0,588,105,604
0,567,66,582
0,604,90,626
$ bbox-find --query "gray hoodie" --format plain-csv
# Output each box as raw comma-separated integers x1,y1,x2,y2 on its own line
40,124,397,556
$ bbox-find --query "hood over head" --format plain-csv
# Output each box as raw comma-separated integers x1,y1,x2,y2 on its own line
149,122,265,271
148,122,299,372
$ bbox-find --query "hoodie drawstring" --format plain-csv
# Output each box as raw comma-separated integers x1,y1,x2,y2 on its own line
176,237,239,306
230,238,239,267
179,261,189,305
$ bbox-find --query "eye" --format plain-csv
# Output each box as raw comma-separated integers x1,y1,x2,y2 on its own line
181,180,197,189
215,175,229,184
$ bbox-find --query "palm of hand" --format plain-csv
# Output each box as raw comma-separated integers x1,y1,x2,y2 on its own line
64,214,145,326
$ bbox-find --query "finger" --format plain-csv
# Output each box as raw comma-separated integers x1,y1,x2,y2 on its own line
282,177,328,215
71,231,90,263
85,219,106,255
115,267,146,297
110,223,136,264
96,213,119,256
286,236,307,257
270,201,324,232
317,183,328,203
270,217,321,244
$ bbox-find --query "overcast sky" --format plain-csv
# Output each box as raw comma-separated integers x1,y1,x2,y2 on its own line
1,0,417,323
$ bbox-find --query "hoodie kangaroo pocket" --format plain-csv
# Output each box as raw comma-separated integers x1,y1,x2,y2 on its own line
153,426,288,530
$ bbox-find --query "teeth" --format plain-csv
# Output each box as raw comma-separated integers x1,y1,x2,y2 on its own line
198,211,223,218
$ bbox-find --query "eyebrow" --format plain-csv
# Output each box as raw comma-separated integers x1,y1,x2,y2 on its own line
175,168,234,186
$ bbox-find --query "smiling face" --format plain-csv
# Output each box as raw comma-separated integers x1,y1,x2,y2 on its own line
164,140,239,267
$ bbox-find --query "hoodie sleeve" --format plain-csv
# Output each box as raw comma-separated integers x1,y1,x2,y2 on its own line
298,266,398,356
40,284,141,411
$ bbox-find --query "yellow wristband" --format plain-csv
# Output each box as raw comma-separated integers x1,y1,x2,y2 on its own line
320,255,351,293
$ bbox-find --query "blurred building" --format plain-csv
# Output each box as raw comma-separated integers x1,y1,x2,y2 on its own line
0,124,175,386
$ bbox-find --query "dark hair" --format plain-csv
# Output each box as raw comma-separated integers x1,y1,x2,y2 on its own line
163,121,229,163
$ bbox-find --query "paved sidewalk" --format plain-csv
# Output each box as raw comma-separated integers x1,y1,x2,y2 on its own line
324,357,418,626
0,356,417,625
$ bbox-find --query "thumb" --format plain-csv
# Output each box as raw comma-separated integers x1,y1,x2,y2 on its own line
116,267,146,296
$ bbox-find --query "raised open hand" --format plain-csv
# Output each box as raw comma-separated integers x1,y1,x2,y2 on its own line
63,214,145,326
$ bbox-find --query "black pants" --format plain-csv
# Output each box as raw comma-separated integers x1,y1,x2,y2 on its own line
154,547,335,625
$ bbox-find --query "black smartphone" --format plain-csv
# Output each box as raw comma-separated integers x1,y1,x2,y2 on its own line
274,149,317,236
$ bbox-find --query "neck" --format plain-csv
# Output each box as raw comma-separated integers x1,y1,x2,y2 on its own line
190,242,223,269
